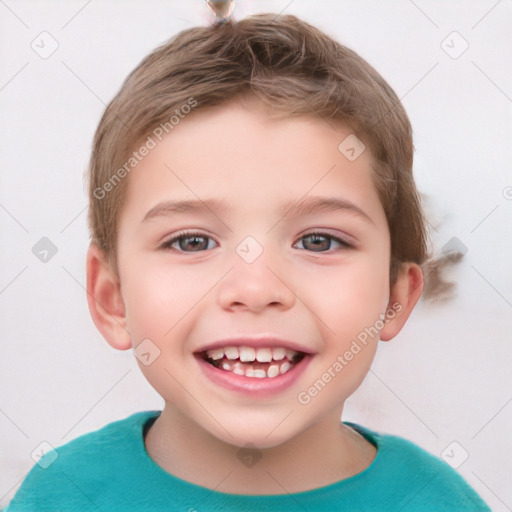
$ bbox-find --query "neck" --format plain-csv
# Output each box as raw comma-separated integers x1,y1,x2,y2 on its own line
144,404,376,495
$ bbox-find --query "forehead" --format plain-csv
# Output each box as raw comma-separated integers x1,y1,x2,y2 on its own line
120,95,386,229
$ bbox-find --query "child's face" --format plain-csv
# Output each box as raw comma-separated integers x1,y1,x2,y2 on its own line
97,96,411,448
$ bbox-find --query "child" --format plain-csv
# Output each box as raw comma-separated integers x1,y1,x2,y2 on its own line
6,12,490,511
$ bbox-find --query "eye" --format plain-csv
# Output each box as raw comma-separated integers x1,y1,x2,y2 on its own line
159,231,352,253
294,232,352,253
159,231,217,252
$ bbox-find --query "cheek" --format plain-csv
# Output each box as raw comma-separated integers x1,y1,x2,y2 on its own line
121,261,204,344
121,263,200,401
306,254,390,334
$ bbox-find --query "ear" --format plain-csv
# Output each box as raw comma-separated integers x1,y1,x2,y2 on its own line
380,262,424,342
86,243,132,350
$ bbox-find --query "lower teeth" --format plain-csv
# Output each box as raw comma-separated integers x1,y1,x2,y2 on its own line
208,357,298,378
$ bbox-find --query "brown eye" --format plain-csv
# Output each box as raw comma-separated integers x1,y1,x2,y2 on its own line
161,232,216,252
295,233,351,253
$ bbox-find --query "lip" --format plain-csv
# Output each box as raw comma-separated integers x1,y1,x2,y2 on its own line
195,336,315,355
196,353,313,398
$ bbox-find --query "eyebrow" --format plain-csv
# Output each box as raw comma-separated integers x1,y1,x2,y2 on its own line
142,195,374,224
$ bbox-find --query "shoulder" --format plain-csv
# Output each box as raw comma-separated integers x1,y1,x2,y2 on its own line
346,422,491,511
5,410,160,511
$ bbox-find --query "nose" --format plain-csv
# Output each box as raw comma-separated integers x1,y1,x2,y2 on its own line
217,245,296,313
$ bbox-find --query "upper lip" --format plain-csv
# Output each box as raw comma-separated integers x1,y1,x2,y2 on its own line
195,336,315,355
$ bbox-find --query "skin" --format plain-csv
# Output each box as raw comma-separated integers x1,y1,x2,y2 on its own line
86,94,423,495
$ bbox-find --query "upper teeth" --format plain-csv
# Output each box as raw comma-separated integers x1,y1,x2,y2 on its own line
206,346,299,363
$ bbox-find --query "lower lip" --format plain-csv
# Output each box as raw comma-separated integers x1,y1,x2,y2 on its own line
196,355,313,398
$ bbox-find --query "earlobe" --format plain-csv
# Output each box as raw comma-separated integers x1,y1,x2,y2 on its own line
86,243,132,351
380,262,424,342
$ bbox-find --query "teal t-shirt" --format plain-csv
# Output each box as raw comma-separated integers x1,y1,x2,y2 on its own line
6,410,490,511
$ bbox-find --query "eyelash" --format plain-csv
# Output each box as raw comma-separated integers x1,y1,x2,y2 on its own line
158,230,353,253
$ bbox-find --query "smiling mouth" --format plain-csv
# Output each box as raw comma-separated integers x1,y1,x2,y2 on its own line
199,346,306,379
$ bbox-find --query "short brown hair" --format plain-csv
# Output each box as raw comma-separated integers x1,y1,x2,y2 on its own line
87,13,428,286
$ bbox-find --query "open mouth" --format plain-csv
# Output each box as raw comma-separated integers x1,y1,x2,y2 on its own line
199,346,306,379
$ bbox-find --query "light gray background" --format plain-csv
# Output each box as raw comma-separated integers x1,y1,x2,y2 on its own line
1,0,511,509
